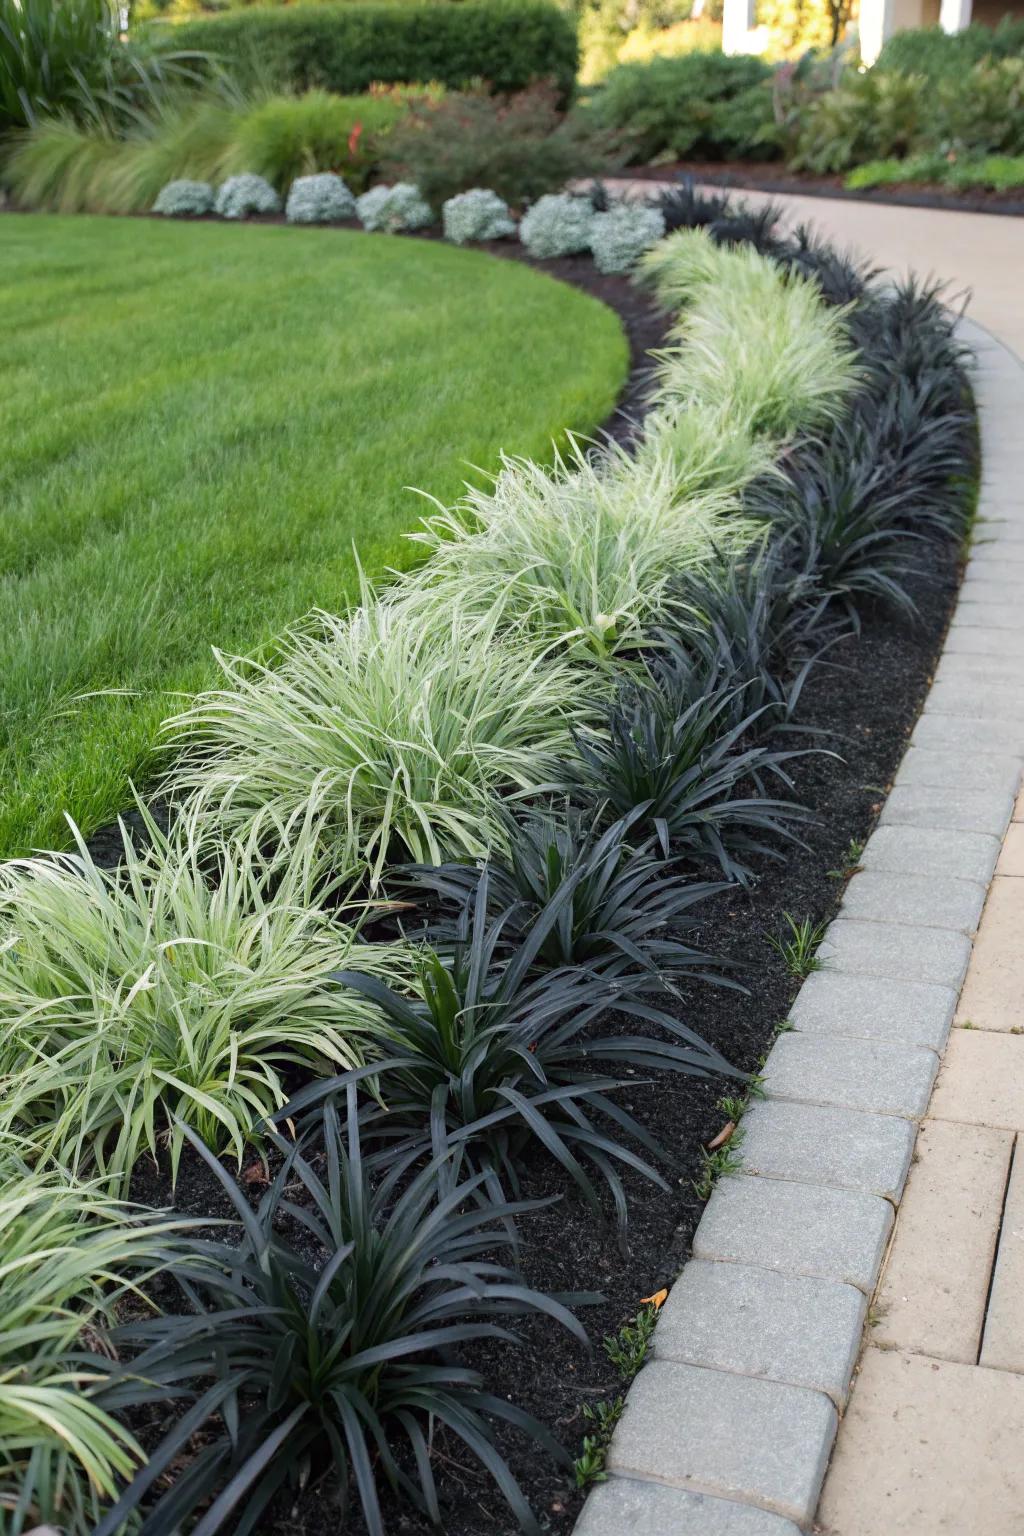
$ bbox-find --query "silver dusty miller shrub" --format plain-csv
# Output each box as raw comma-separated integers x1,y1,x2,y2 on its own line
214,174,281,220
590,202,667,275
518,193,595,259
442,188,516,245
153,180,214,216
285,172,356,224
356,183,433,233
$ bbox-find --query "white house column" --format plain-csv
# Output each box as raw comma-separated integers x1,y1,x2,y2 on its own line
722,0,757,54
940,0,972,32
859,0,895,64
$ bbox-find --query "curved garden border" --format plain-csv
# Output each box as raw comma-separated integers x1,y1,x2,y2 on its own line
575,313,1024,1535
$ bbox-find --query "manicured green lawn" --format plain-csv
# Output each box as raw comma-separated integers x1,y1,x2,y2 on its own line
1,215,628,857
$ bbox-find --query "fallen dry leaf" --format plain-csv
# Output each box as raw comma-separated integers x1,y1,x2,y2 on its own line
640,1288,668,1310
705,1120,737,1152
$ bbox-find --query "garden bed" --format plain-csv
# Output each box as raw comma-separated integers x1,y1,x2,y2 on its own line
127,541,960,1536
0,203,978,1536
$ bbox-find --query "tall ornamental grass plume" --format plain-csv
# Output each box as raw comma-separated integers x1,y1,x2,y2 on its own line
639,229,861,439
0,1153,191,1534
400,439,757,659
0,0,206,133
0,805,410,1189
165,596,600,883
1,94,244,214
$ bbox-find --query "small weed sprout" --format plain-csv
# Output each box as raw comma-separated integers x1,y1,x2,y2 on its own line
603,1302,659,1383
573,1397,624,1489
769,913,829,978
827,837,865,879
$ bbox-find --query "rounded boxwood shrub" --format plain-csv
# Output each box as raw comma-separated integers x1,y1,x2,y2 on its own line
590,201,666,274
519,192,594,259
442,187,516,245
356,181,433,232
152,179,214,217
285,171,356,224
214,173,282,220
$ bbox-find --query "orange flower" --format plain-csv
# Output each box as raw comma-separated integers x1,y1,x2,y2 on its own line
640,1288,668,1310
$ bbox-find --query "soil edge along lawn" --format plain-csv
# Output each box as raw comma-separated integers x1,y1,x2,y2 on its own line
0,215,628,857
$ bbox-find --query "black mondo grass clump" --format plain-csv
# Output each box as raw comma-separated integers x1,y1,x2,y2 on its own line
567,633,816,883
657,175,731,232
94,1102,596,1536
776,222,880,307
747,436,929,624
393,805,730,984
280,877,737,1227
657,179,786,256
664,553,836,733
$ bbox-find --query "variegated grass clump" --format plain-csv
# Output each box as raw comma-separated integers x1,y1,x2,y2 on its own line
442,187,516,245
589,201,666,275
0,1154,189,1534
640,227,861,439
518,193,595,259
635,399,780,501
213,172,280,220
285,171,355,224
152,178,213,217
356,181,433,233
0,808,411,1189
399,437,757,659
165,597,601,884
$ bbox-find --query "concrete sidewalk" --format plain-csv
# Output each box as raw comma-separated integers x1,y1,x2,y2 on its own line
611,180,1024,355
816,394,1024,1531
805,200,1024,1535
582,190,1024,1536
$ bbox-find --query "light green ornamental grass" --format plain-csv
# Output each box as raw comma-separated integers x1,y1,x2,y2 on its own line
1,89,421,213
0,807,413,1189
400,438,759,660
639,228,861,439
0,1154,188,1534
0,215,627,859
632,399,779,502
165,596,602,885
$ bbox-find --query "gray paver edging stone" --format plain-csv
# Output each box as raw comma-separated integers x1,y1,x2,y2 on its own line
738,1099,916,1201
574,319,1024,1534
760,1032,937,1119
575,1479,803,1536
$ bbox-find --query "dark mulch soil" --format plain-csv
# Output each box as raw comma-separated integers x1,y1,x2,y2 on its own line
626,158,1024,217
125,549,961,1534
79,237,964,1533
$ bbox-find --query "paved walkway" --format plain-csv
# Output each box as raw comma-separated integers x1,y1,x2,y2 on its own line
755,194,1024,1536
726,198,1024,1536
816,316,1024,1534
577,194,1024,1536
610,181,1024,354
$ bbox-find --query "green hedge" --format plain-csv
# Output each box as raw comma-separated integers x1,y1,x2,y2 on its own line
875,17,1024,79
172,0,578,99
